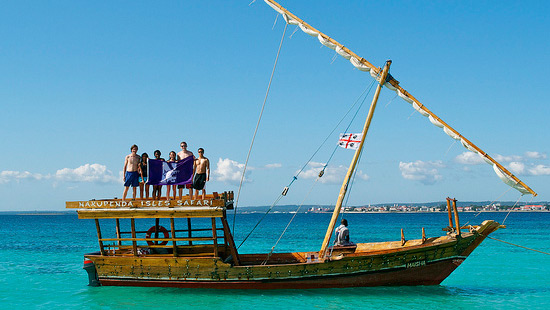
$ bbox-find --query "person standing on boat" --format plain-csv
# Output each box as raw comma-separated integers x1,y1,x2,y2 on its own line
334,219,351,246
139,153,150,199
152,150,164,200
122,144,141,200
193,148,210,199
166,151,178,200
177,141,195,199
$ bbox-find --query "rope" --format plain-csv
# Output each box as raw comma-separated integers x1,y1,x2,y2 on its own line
384,93,398,108
237,194,285,250
486,236,550,256
462,186,513,227
293,79,376,181
262,175,322,265
232,23,288,234
237,81,375,249
502,194,524,225
319,80,376,173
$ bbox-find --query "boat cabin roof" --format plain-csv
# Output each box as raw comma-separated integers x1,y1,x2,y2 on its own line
66,192,233,220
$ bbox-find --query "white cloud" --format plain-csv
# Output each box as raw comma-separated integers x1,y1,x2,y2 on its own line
525,151,547,159
214,158,252,184
493,154,523,163
55,164,119,183
264,163,282,169
528,164,550,176
455,152,485,165
507,162,526,175
399,160,444,185
505,162,550,176
0,171,50,184
300,162,368,184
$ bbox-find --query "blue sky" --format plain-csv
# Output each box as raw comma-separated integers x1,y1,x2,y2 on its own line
1,0,548,211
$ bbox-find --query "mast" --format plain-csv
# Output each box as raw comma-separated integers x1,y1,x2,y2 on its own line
263,0,536,197
318,60,392,259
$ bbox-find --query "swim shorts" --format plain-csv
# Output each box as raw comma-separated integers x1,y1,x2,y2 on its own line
139,177,148,183
193,173,207,190
177,184,193,189
124,171,139,187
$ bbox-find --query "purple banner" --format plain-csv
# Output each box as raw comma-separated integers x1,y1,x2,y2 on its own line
147,157,193,186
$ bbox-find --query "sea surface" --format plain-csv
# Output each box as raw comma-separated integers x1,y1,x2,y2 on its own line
0,211,548,309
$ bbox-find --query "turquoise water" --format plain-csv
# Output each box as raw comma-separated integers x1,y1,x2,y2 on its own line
1,212,548,309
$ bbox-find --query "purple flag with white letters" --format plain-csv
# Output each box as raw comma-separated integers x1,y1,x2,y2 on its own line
147,157,193,185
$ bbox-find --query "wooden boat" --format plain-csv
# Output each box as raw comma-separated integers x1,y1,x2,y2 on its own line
67,0,537,289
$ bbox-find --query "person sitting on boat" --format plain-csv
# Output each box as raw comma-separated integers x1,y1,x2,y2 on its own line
122,144,141,200
334,219,352,246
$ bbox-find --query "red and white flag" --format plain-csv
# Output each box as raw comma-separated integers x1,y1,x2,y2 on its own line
338,133,363,150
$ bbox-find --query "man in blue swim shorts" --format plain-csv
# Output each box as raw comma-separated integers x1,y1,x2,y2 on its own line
122,144,141,200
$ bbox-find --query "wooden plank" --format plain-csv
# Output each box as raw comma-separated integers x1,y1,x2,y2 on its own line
100,237,216,242
66,197,226,209
76,207,225,219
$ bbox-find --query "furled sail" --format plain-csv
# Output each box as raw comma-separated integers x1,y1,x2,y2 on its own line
264,0,537,196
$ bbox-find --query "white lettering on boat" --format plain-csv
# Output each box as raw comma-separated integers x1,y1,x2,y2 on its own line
406,261,426,268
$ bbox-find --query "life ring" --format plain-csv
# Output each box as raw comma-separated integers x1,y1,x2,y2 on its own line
145,225,169,246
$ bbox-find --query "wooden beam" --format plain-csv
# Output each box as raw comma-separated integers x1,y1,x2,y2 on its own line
170,218,177,257
452,198,461,237
264,0,536,197
319,60,392,259
131,218,137,256
212,218,219,257
446,197,454,230
221,216,240,266
115,218,122,247
95,219,105,256
187,218,193,246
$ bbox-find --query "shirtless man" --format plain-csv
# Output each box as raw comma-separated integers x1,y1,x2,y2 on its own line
122,144,141,200
193,148,210,199
177,141,195,199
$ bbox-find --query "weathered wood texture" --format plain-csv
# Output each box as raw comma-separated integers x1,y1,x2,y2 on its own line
77,207,225,219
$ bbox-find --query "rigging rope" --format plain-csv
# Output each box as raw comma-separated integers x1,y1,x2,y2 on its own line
462,187,513,227
486,236,550,256
293,79,376,181
232,23,288,235
237,80,375,249
262,175,322,265
502,194,524,225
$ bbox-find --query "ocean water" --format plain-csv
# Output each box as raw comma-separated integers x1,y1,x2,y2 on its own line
0,211,548,309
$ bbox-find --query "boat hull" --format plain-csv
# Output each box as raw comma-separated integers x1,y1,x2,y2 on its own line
86,220,500,289
97,257,464,289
